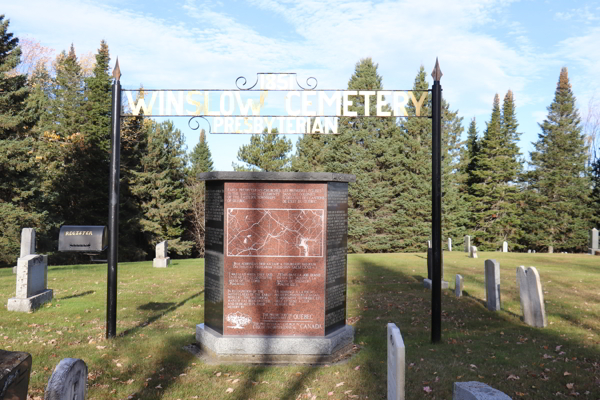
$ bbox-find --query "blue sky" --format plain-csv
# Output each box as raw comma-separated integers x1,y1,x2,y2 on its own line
5,0,600,171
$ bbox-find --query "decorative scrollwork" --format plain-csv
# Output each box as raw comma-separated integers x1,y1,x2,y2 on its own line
235,73,318,90
235,75,259,90
295,75,318,90
188,116,212,133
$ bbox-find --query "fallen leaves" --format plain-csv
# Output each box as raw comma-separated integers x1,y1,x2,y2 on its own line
507,374,520,381
423,386,432,393
225,388,234,393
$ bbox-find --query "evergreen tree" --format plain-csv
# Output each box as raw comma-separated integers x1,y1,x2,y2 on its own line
233,129,291,171
83,40,111,151
190,129,214,178
464,117,479,191
470,91,523,250
522,68,592,251
0,15,45,266
118,88,149,260
131,120,193,256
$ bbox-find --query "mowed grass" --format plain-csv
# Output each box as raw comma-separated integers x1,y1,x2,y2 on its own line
0,252,599,400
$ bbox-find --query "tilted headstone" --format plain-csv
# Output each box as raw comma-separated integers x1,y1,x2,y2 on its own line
453,381,511,400
590,228,599,254
548,246,553,254
455,274,463,298
470,246,477,258
502,241,508,253
484,259,500,311
0,349,32,400
464,235,471,253
387,323,405,400
7,254,53,312
45,358,88,400
14,228,36,274
516,266,547,328
153,240,170,268
448,238,452,252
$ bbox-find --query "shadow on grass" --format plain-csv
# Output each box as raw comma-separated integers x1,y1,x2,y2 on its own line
138,302,176,311
58,290,95,300
120,290,204,337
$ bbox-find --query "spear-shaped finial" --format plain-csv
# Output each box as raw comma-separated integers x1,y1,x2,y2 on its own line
113,58,121,81
431,58,442,81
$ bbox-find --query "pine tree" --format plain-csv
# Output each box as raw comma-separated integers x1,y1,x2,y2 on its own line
190,129,214,178
522,68,592,251
233,129,291,171
118,88,149,260
131,120,193,257
83,40,111,151
464,117,479,191
0,16,45,266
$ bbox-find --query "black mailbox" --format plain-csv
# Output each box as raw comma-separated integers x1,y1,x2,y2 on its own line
58,225,108,253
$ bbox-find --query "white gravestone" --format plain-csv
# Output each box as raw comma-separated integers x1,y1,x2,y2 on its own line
45,358,88,400
153,240,170,268
470,246,477,258
484,259,501,311
13,228,36,274
448,238,452,252
7,254,53,312
527,249,531,253
387,323,405,400
455,274,463,298
548,246,553,254
590,228,599,254
453,381,511,400
464,235,471,253
427,240,431,248
517,266,547,328
502,241,508,253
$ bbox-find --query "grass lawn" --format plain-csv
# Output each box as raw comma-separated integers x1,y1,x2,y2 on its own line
1,252,599,399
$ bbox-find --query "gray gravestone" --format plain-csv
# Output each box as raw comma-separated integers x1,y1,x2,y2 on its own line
532,250,536,253
14,228,36,274
590,228,599,254
387,323,405,400
20,228,36,258
45,358,87,400
153,240,170,268
453,381,511,400
470,246,477,258
464,235,471,253
517,266,547,328
448,238,452,252
548,246,553,254
502,241,508,253
7,255,53,312
455,274,463,298
527,249,531,253
484,259,500,311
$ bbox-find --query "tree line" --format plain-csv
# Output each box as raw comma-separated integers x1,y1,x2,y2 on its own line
1,15,598,267
0,16,214,266
235,59,599,253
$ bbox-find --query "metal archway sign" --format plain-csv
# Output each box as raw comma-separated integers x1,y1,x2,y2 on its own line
106,59,444,343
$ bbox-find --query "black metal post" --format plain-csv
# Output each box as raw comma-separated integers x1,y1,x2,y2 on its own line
107,60,121,338
431,59,443,343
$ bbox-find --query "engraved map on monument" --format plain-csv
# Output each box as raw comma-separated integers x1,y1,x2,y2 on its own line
227,208,324,257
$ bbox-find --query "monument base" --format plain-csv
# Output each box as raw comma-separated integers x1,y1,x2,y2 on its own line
195,323,354,364
7,289,53,312
423,279,449,290
153,257,170,268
